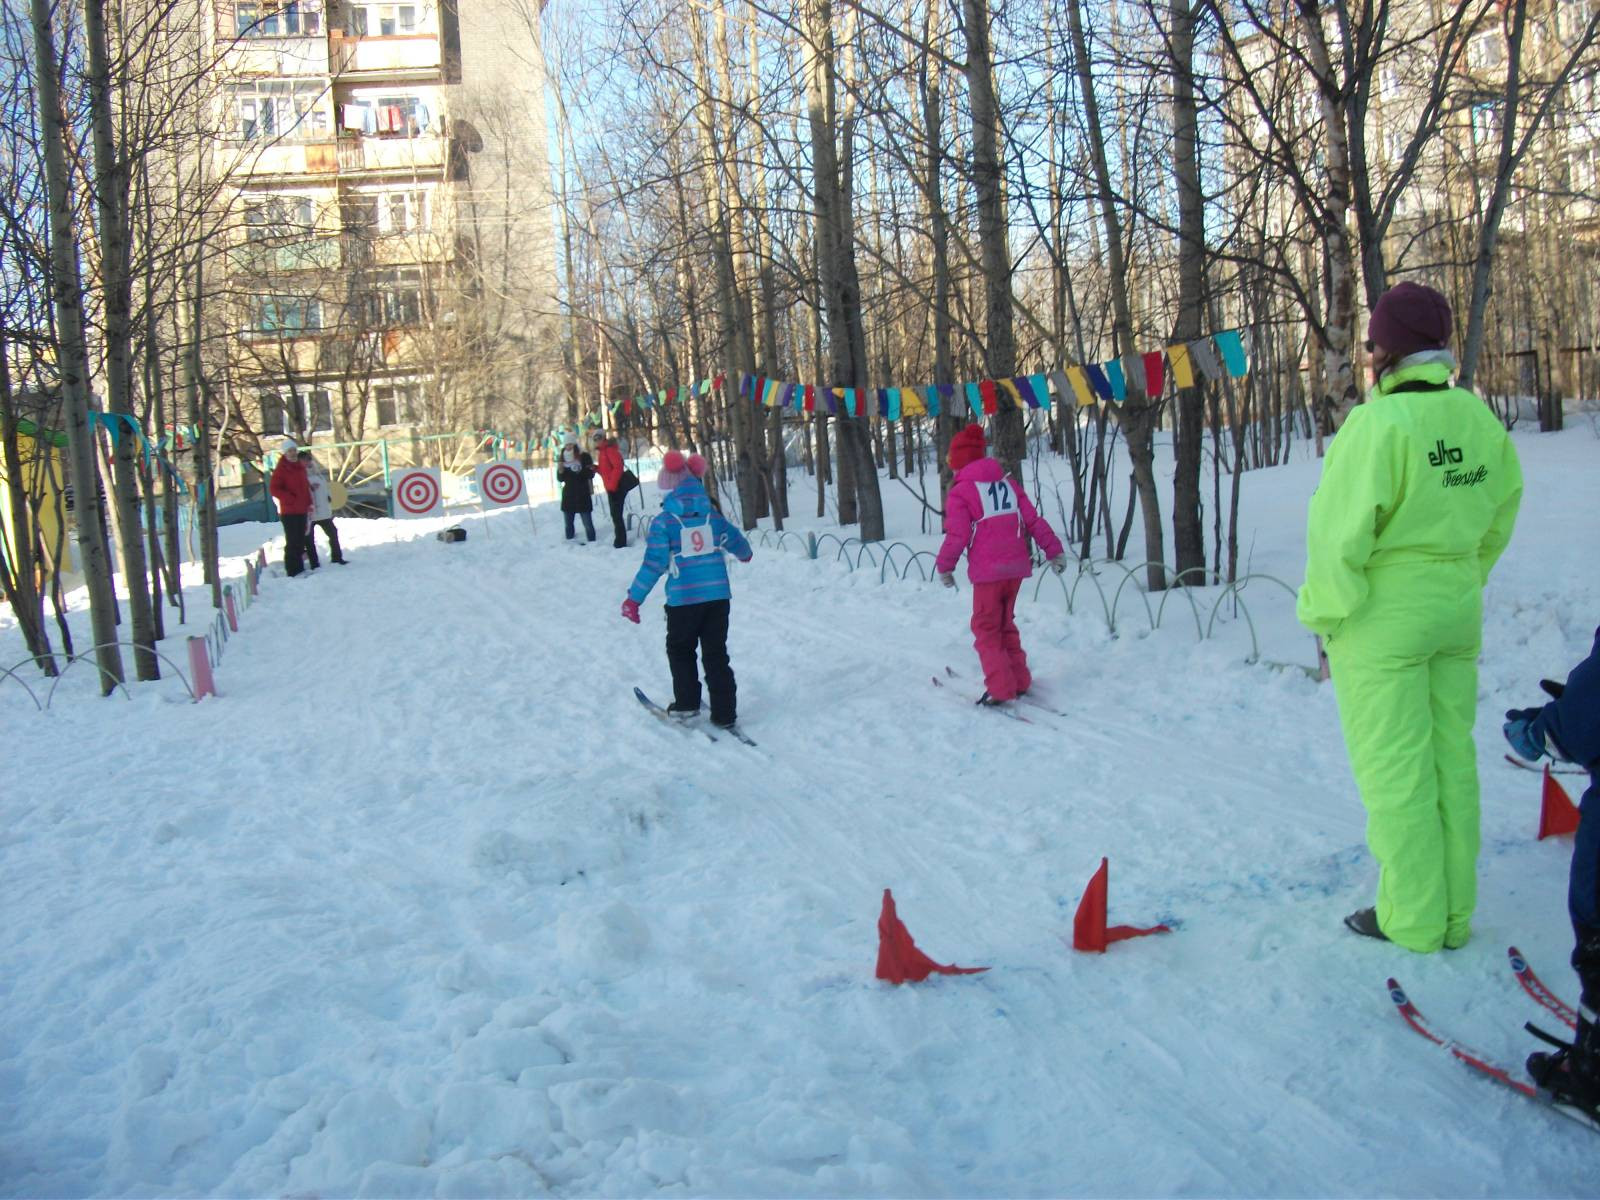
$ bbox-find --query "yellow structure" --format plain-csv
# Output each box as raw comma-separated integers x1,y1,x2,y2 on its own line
0,420,73,588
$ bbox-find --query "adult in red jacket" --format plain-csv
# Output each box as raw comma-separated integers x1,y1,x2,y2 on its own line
268,439,312,577
594,433,629,548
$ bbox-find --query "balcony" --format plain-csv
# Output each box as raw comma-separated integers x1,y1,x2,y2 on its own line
334,134,447,175
334,33,441,78
221,35,331,78
230,237,343,275
216,139,340,179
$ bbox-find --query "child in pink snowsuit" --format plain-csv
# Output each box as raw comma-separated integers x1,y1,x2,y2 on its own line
934,423,1067,704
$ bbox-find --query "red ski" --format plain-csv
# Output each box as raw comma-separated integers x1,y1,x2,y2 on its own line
1508,946,1578,1030
1385,978,1600,1134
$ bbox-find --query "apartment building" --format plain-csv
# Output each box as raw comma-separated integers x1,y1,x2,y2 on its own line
1226,0,1600,402
209,0,561,478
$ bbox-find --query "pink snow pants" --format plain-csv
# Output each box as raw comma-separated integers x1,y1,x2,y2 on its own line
970,577,1030,701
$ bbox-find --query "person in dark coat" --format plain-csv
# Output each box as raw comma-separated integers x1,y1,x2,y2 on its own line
1504,627,1600,1122
267,439,311,576
557,440,596,543
594,433,629,548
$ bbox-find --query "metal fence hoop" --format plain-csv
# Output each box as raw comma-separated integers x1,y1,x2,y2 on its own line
898,549,939,582
1105,560,1161,632
1153,567,1210,642
42,641,203,706
875,542,918,583
0,658,46,710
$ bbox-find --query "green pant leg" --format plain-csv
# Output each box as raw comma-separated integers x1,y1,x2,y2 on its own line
1328,633,1448,952
1429,640,1482,950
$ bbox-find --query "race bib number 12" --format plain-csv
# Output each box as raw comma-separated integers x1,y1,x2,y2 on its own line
978,479,1016,519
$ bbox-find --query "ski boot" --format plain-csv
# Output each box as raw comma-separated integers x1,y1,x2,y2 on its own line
1527,1005,1600,1122
975,691,1010,707
666,703,700,720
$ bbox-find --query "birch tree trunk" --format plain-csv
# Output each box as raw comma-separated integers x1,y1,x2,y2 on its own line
1296,0,1360,430
85,0,158,677
962,0,1023,478
1168,0,1207,583
31,0,124,692
1067,0,1166,590
801,0,883,540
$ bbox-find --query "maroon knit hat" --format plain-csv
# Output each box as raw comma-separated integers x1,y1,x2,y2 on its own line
947,424,987,472
1367,282,1453,358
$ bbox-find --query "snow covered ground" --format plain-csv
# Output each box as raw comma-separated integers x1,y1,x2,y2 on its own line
2,422,1597,1197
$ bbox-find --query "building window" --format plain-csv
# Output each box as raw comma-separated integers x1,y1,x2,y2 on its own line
236,1,322,38
1470,101,1503,148
251,295,324,336
361,268,425,326
1468,31,1505,73
1573,145,1598,191
244,195,315,241
378,189,428,233
262,387,334,434
1379,65,1400,98
341,194,380,234
345,4,419,36
1558,0,1594,46
230,80,330,142
374,381,422,427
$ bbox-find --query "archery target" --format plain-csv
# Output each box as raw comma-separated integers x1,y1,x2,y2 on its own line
476,460,527,508
393,468,443,518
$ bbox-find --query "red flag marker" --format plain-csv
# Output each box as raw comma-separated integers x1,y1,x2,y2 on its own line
874,889,988,984
1537,765,1581,839
1072,858,1171,953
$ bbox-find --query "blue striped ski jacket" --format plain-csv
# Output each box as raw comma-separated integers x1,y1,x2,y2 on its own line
626,479,752,607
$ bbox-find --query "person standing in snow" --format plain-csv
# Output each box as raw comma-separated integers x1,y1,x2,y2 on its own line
267,439,312,578
1297,281,1523,952
302,451,347,567
594,432,631,548
620,450,752,729
558,440,597,543
1503,634,1600,1121
933,423,1068,706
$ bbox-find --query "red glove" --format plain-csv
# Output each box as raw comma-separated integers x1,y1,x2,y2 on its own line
621,598,640,624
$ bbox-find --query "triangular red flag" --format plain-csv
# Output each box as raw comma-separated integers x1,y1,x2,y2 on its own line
1072,858,1171,953
874,889,988,984
1537,765,1581,839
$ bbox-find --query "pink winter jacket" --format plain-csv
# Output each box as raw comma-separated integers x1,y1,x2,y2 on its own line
935,458,1064,583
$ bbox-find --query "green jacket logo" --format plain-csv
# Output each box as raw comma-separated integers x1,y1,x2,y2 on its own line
1428,439,1463,467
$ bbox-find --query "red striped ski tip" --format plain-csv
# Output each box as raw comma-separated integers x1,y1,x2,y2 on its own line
1508,946,1579,1030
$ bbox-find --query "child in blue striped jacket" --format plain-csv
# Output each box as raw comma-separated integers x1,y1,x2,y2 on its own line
621,451,753,728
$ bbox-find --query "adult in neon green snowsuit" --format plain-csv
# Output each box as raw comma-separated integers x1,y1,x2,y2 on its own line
1298,282,1522,953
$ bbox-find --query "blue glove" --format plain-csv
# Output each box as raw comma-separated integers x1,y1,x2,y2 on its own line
1503,707,1547,762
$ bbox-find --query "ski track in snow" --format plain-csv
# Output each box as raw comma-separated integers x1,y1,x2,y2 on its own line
1,426,1597,1197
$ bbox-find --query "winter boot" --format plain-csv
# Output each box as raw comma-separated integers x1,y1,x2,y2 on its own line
666,703,700,720
1527,1007,1600,1120
975,691,1010,707
1343,907,1388,942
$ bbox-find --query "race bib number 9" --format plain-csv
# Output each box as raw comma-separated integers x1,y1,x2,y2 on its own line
678,520,717,558
978,479,1017,519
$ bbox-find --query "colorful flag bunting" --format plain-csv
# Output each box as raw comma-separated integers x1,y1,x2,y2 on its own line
1143,351,1166,397
1215,329,1249,378
1168,343,1195,389
1105,359,1127,402
1188,339,1222,381
1027,373,1051,410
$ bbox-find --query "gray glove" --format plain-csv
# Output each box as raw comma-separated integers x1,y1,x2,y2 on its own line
938,571,956,588
1048,556,1067,575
